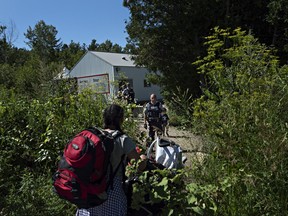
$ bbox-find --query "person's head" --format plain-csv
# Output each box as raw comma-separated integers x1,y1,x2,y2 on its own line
150,94,157,103
103,104,124,131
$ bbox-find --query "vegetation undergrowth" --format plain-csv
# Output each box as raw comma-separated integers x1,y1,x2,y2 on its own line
191,27,288,215
1,27,288,215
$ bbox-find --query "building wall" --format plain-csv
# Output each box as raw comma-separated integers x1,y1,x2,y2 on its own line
114,66,162,102
70,52,114,78
69,52,162,102
69,52,114,95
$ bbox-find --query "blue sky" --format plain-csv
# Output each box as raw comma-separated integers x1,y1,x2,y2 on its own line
0,0,130,49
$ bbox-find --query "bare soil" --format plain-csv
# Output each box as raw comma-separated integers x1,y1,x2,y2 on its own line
136,116,205,167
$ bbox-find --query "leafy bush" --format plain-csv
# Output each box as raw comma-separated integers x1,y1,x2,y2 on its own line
2,171,76,216
165,87,194,127
0,82,213,215
127,162,217,216
192,27,288,215
0,86,140,215
2,27,288,215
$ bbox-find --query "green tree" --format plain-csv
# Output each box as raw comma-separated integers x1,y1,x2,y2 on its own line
0,24,30,89
0,24,15,64
267,0,288,61
24,20,62,63
193,27,288,215
59,41,86,69
0,25,9,63
87,39,99,51
0,64,16,88
123,0,288,100
123,41,136,54
123,0,217,98
97,40,123,53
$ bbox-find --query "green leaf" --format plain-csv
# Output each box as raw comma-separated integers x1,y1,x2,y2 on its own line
188,195,197,204
158,177,169,187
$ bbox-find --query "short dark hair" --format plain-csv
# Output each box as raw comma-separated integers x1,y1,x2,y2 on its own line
150,94,156,99
103,104,124,131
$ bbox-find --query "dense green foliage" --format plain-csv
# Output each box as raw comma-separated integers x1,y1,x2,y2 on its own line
1,4,288,215
125,27,288,216
0,20,129,98
123,0,288,100
192,28,288,215
0,88,103,214
0,87,140,215
25,20,62,63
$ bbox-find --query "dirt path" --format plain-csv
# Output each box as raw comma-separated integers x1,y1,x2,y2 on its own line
136,116,205,167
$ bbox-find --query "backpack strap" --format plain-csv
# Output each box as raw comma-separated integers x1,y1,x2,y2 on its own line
105,130,125,190
87,127,125,190
110,130,123,139
107,154,125,190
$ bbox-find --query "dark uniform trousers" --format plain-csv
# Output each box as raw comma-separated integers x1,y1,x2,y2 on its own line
148,118,162,140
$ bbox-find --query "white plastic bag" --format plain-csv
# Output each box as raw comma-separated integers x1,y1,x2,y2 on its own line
155,142,183,169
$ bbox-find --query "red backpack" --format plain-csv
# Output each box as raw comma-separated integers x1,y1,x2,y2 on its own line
52,127,123,209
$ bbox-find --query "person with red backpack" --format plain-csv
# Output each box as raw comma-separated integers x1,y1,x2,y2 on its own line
76,104,147,216
143,94,164,142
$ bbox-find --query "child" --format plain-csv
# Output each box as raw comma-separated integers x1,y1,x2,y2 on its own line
161,108,170,137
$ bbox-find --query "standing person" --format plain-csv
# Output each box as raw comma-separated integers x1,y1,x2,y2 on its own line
143,94,163,142
117,84,125,100
122,83,135,104
161,108,170,137
76,104,146,216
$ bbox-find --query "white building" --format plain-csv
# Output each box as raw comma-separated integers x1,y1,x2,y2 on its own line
54,67,70,79
67,51,162,103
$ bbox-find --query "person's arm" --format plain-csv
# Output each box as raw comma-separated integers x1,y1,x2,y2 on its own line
159,102,164,111
144,113,147,125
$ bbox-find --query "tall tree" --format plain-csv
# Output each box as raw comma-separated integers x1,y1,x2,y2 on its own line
267,0,288,61
59,41,86,69
87,39,99,51
24,20,62,63
97,40,123,53
0,25,15,64
1,25,29,64
123,0,288,99
123,0,215,98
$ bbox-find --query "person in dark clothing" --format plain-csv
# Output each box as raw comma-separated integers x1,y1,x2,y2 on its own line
122,83,135,104
117,84,125,100
161,108,170,137
143,94,163,141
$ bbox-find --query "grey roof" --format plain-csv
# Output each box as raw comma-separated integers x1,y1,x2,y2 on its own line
90,51,138,67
